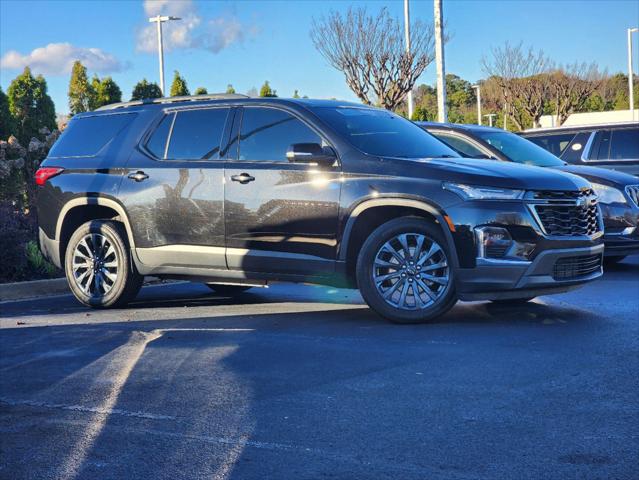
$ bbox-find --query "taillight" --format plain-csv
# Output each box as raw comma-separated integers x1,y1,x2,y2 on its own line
35,167,64,186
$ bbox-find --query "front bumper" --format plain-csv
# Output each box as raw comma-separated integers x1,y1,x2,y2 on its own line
603,228,639,257
456,244,604,301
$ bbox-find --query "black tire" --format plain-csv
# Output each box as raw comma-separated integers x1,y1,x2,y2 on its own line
64,220,143,308
604,255,626,265
490,297,535,305
205,284,252,295
356,217,457,324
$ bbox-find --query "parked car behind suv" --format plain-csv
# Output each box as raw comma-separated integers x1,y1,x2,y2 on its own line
37,95,604,323
420,122,639,263
520,122,639,177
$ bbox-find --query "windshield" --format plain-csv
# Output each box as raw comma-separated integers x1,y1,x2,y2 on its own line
311,106,459,159
475,130,565,167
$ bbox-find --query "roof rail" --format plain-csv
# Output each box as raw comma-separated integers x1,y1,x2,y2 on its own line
96,93,250,111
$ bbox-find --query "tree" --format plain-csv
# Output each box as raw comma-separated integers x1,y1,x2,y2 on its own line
7,67,56,144
551,63,605,126
482,42,553,128
259,81,277,97
0,86,13,139
169,71,190,97
68,61,94,116
131,79,163,101
310,7,436,110
226,84,236,94
194,87,208,95
293,90,301,98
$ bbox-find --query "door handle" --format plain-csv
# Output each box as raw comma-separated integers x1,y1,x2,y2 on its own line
231,173,255,184
128,171,149,182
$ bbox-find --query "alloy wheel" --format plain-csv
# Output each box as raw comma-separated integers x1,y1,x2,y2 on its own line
72,233,118,297
372,233,450,310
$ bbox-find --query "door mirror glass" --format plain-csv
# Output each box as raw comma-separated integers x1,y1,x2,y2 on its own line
286,143,336,166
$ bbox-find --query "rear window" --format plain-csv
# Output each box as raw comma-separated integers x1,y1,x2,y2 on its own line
48,113,136,157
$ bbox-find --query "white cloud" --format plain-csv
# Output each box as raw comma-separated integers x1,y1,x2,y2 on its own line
0,43,126,75
136,0,256,54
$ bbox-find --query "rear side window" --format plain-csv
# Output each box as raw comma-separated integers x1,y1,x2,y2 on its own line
48,113,135,157
526,133,576,157
590,130,611,160
609,128,639,160
146,113,174,159
559,132,591,162
166,108,230,160
238,107,321,162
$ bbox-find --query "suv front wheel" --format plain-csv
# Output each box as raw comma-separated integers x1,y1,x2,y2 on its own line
64,220,143,307
356,217,457,324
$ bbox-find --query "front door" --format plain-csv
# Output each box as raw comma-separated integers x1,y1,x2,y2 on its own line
224,106,341,276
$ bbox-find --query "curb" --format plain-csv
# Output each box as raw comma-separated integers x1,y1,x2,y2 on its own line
0,277,69,302
0,276,172,303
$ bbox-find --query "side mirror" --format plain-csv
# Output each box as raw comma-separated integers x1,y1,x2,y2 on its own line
286,143,337,167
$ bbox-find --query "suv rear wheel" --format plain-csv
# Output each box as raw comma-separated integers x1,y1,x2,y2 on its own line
356,217,457,324
64,220,143,307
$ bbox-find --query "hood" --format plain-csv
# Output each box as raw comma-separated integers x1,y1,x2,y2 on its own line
556,164,639,188
381,156,592,192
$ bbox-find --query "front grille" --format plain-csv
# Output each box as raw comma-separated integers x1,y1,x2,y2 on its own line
533,189,595,201
626,185,639,208
553,254,602,280
530,189,601,236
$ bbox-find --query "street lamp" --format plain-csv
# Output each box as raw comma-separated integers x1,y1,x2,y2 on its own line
628,27,638,117
148,15,181,96
404,0,413,119
472,84,481,125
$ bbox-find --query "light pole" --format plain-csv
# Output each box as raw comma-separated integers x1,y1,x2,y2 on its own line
472,84,481,125
484,113,497,127
433,0,447,122
404,0,413,119
628,27,638,116
148,15,181,96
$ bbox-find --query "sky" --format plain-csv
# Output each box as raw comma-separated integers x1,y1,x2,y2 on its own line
1,0,638,115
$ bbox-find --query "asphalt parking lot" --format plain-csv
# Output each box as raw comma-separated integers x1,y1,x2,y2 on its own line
1,258,638,480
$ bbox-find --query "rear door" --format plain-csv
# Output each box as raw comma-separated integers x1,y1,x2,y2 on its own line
119,106,233,270
224,106,342,276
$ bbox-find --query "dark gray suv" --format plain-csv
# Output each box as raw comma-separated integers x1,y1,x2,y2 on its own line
36,95,604,323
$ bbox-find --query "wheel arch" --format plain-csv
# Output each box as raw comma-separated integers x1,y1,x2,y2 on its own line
56,197,137,268
339,198,459,284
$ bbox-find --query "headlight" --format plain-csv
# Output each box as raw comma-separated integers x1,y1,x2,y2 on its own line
443,182,525,200
590,182,627,204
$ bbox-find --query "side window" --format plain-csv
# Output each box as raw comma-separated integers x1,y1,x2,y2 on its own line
609,128,639,160
561,132,591,161
432,133,486,158
590,130,611,160
146,113,174,159
526,133,575,157
238,107,321,162
166,108,230,160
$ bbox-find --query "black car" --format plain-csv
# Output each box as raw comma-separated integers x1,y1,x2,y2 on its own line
520,122,639,177
420,122,639,263
36,95,604,323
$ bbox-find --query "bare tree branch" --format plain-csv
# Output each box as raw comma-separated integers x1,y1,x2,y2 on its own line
311,7,436,110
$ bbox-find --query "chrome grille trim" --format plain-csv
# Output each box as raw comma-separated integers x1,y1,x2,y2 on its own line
625,185,639,208
526,189,603,237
